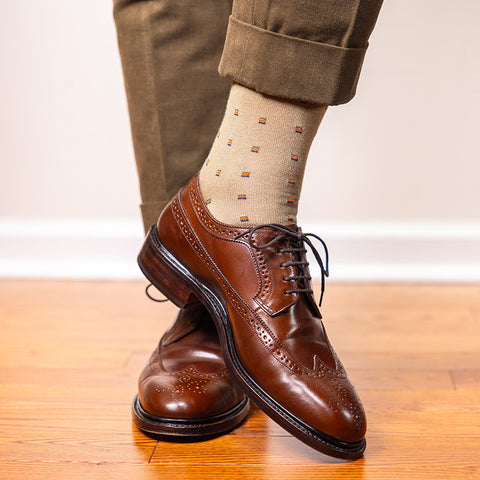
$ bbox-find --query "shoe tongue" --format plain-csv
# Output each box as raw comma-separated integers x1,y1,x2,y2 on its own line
250,227,302,315
162,306,200,346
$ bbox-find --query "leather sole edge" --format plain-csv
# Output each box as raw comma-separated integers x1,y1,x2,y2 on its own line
132,394,250,438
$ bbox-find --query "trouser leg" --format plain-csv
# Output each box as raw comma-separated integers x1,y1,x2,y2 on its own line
219,0,384,105
113,0,232,232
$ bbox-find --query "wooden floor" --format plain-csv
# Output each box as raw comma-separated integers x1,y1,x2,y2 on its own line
1,280,479,479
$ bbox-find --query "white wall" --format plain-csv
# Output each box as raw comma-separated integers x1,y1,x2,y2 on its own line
1,1,479,281
305,0,480,222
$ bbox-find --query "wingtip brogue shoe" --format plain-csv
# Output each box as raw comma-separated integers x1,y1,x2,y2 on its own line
137,175,366,458
132,302,249,437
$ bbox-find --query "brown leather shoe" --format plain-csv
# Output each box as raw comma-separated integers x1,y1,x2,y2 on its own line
132,302,249,437
137,175,366,458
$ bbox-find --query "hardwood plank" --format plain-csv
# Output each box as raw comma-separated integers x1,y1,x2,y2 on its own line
348,369,454,390
338,351,480,370
451,369,480,390
2,389,479,460
146,431,480,465
1,461,478,480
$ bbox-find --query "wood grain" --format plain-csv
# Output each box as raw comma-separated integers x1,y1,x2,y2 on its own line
1,280,479,480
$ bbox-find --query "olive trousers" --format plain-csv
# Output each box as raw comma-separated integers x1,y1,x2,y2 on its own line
113,0,383,232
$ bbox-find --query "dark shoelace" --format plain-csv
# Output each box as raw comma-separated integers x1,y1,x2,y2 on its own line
235,224,329,307
145,283,168,303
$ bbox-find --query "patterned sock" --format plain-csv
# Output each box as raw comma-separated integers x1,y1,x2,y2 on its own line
199,83,327,226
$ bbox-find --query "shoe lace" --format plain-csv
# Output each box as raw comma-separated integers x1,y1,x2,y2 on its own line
235,224,329,307
145,283,168,303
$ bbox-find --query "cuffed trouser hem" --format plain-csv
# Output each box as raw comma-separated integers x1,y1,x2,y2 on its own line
140,201,169,235
218,16,368,106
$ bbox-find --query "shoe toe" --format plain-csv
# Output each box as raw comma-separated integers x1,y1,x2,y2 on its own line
315,377,366,444
139,371,242,420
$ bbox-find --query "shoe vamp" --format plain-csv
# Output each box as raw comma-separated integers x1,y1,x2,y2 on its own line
258,298,338,372
160,340,226,375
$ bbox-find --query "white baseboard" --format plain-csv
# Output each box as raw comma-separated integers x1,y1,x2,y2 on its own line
1,219,479,282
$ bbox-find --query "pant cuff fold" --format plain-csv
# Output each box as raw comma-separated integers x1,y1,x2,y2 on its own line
219,16,368,105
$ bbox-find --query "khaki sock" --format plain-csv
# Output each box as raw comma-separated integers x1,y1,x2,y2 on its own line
199,83,327,226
